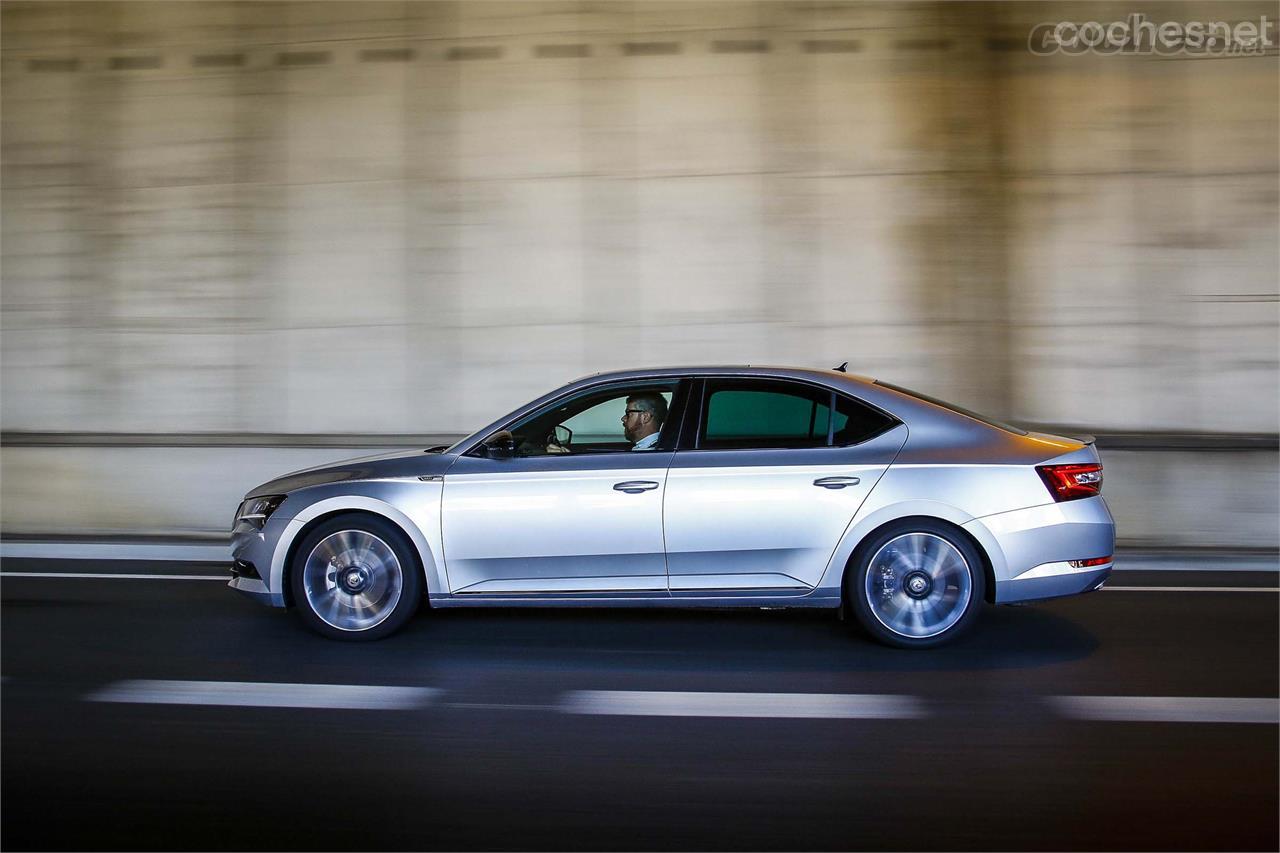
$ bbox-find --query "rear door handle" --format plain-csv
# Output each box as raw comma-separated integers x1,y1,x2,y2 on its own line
813,476,860,489
613,480,660,494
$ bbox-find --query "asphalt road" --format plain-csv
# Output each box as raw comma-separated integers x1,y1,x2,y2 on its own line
2,560,1277,851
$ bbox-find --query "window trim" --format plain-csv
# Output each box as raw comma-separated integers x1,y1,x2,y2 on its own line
687,376,901,453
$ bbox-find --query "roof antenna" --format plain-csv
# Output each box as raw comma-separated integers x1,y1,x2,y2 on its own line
833,361,847,373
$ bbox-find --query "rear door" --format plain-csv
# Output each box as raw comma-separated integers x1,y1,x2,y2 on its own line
662,377,907,594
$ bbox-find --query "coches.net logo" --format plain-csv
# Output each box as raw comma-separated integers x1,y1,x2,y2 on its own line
1029,14,1276,56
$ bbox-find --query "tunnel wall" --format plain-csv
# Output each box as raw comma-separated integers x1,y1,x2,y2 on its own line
2,2,1277,542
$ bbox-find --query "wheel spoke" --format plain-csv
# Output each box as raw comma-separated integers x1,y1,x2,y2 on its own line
312,537,340,567
884,550,913,574
322,590,343,624
905,535,926,569
921,598,945,625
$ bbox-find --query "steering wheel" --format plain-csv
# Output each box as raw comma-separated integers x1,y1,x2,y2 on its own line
545,423,573,454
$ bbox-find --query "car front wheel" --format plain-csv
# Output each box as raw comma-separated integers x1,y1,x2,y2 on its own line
291,514,422,641
848,521,986,649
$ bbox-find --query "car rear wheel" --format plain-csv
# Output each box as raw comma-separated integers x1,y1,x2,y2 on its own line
847,520,985,649
291,514,421,641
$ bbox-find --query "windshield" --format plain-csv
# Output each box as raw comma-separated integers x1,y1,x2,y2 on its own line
875,381,1028,436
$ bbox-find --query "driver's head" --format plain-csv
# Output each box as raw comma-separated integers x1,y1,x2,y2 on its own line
622,392,667,443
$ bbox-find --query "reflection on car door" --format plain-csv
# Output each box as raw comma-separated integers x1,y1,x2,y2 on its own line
662,378,907,594
441,452,673,594
440,378,685,596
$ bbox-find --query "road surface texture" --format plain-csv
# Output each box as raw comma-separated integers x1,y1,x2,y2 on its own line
2,559,1277,851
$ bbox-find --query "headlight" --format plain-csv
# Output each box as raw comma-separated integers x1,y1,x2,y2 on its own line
234,495,286,530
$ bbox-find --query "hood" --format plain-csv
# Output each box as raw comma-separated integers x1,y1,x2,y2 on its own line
245,448,455,497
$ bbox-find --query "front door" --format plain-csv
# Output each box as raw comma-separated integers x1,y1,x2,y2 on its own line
441,380,684,595
662,377,907,593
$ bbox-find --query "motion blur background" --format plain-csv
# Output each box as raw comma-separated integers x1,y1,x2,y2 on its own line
1,0,1277,549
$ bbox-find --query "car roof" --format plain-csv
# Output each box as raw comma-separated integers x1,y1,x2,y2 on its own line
572,365,877,385
558,366,916,419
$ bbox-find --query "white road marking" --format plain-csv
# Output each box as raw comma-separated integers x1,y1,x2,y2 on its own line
1,572,227,581
60,682,1280,724
1048,695,1279,725
1102,586,1277,593
1,542,229,561
561,690,927,719
86,680,440,710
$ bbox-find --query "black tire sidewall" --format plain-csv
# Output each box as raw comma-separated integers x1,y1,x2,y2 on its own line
290,513,423,641
846,520,986,649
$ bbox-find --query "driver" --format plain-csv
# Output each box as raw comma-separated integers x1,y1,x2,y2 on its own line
622,392,666,451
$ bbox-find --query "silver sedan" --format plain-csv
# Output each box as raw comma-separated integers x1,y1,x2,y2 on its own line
229,366,1114,647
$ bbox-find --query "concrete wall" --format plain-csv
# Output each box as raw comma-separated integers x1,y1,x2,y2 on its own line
2,1,1277,542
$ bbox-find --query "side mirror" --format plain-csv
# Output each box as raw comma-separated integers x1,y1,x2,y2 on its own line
552,424,573,446
482,430,516,459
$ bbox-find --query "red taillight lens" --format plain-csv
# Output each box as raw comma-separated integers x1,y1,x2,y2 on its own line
1037,463,1103,501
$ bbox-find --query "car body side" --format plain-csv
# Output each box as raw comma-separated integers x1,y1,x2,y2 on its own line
229,367,1114,610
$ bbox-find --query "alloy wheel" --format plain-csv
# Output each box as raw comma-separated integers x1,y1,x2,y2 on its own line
300,530,404,632
863,532,973,639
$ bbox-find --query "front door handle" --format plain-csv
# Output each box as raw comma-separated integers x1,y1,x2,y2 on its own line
813,476,860,489
613,480,660,494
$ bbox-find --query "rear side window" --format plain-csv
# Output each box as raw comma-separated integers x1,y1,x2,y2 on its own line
698,379,896,450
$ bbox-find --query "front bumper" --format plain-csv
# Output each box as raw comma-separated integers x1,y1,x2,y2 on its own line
229,517,289,608
228,574,286,607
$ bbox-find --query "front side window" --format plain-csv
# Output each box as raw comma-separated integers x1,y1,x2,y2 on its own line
499,382,678,457
698,379,897,450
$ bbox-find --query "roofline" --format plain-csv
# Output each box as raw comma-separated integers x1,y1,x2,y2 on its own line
570,365,878,385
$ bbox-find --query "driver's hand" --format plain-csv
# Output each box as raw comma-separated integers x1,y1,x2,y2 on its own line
545,442,570,454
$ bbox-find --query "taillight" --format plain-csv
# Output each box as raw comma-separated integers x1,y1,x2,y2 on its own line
1037,463,1103,501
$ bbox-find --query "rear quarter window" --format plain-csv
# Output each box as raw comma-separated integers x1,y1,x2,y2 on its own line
830,393,898,446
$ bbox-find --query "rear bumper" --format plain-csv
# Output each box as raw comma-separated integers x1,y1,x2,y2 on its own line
996,563,1111,603
967,495,1116,604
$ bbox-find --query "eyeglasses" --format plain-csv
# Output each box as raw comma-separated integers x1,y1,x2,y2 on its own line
622,409,646,418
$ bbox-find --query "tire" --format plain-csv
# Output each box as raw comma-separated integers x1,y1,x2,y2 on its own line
846,519,986,649
290,513,422,641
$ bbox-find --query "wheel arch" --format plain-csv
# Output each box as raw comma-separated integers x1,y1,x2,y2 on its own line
820,501,1004,604
269,496,441,606
839,514,997,605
